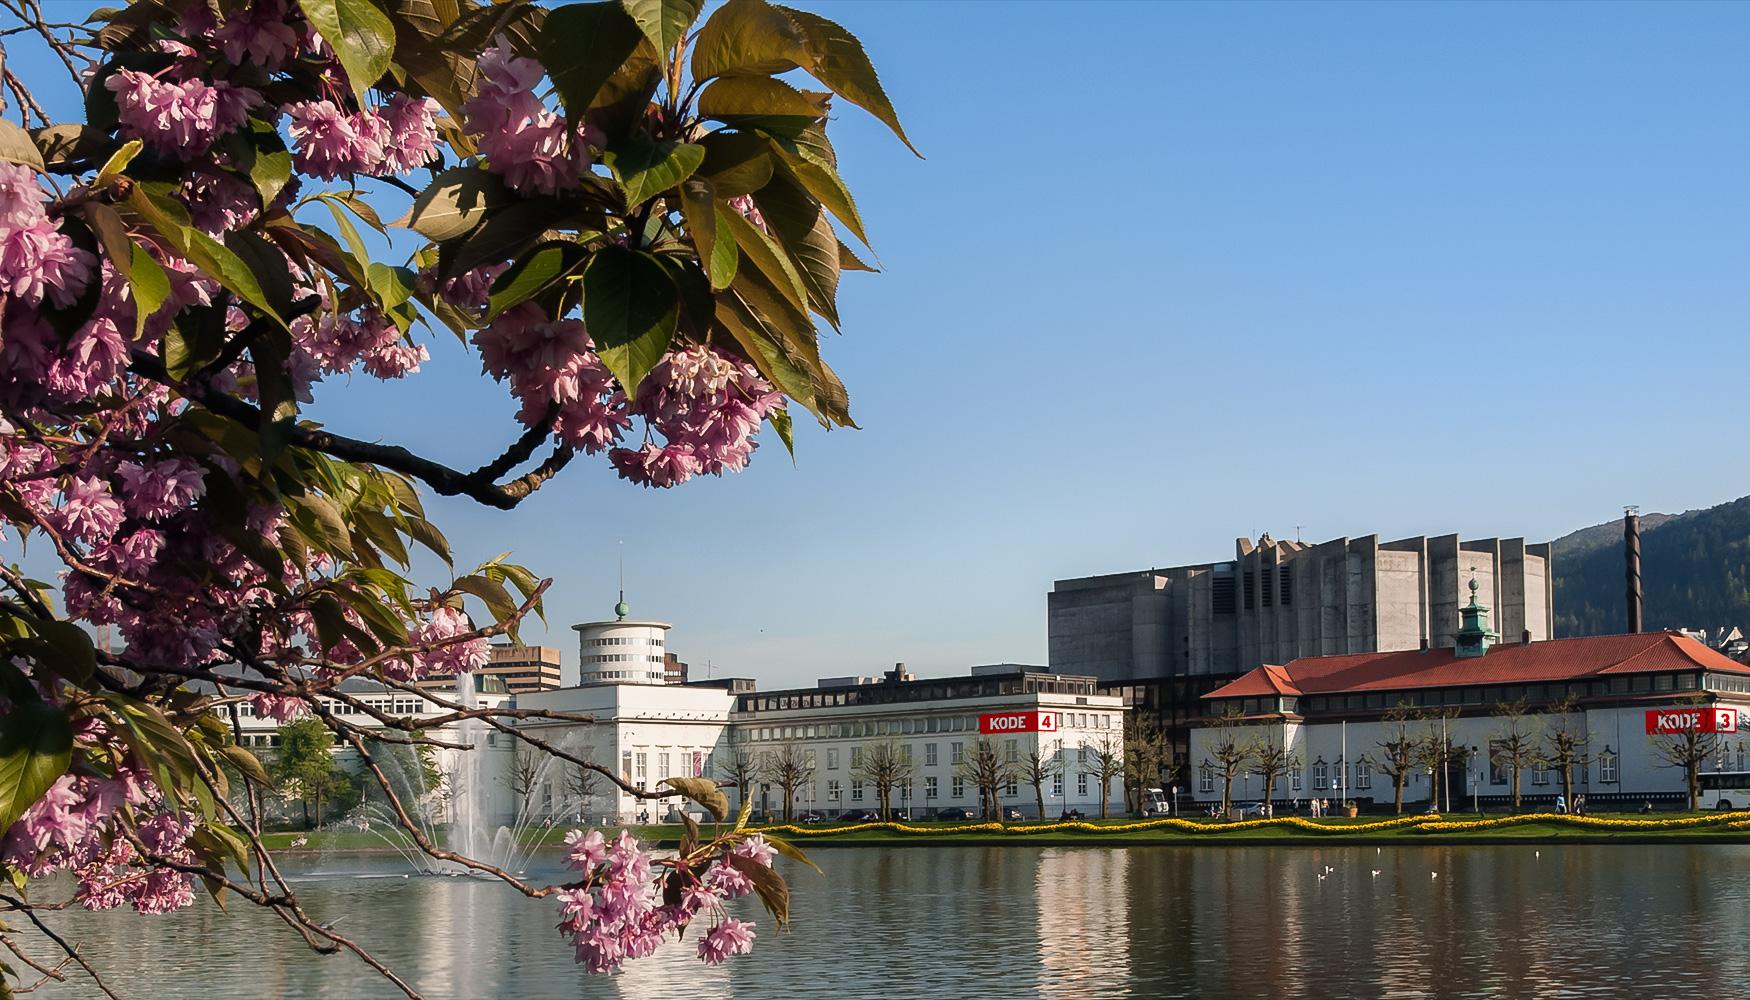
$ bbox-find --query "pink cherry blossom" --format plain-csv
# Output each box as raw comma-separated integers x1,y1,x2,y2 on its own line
463,41,589,194
697,919,756,965
211,0,301,72
116,458,206,521
0,217,95,309
379,94,441,175
0,162,47,228
105,69,257,159
50,477,125,546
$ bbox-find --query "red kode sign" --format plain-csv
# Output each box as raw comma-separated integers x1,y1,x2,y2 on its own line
979,711,1059,735
1645,707,1739,735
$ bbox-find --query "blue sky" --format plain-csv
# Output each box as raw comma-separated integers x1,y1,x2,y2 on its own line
16,2,1750,685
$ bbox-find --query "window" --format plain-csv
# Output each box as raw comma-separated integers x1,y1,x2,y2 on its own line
622,751,632,779
925,776,938,799
1312,759,1328,790
1052,772,1063,796
804,749,816,769
1004,780,1018,797
1291,768,1302,792
827,749,839,771
827,779,841,802
925,743,938,767
901,744,913,764
1599,749,1618,784
1004,739,1018,764
658,753,670,779
1532,765,1550,786
1078,773,1089,796
951,742,965,765
635,753,647,781
1356,760,1372,790
952,776,965,799
851,747,864,769
851,780,864,802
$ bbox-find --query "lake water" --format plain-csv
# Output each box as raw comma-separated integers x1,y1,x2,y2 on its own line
21,844,1750,998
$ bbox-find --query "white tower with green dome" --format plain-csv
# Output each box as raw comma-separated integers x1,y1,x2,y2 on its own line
573,595,672,686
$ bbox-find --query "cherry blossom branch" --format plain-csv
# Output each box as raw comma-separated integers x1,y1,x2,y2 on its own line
0,894,122,1000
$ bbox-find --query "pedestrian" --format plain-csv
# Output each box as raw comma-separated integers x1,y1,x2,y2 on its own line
1555,793,1566,814
1575,795,1586,816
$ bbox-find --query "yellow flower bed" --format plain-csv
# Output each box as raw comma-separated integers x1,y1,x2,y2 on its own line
759,811,1750,838
1417,811,1750,833
761,814,1438,838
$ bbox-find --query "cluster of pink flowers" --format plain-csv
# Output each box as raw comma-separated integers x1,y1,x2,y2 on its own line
285,94,440,180
2,763,197,916
610,346,784,488
463,41,594,194
105,68,258,160
474,306,783,487
0,162,93,315
555,829,765,973
297,307,427,380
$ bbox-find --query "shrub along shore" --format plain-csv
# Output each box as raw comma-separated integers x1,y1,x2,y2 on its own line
263,811,1750,853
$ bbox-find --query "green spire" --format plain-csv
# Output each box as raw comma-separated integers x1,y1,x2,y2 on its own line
1454,574,1497,658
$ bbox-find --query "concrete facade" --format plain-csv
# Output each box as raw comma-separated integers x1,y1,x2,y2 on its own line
1051,533,1555,682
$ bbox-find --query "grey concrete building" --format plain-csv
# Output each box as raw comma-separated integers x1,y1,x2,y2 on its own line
1051,533,1554,682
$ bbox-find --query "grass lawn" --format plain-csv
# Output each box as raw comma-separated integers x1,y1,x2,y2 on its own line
260,811,1750,852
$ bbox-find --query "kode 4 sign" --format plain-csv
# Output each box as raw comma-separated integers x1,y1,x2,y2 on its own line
1645,707,1740,735
979,711,1059,735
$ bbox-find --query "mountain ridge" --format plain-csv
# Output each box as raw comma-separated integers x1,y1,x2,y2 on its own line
1551,496,1750,637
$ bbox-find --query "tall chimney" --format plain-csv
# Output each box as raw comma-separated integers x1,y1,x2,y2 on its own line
1625,505,1643,633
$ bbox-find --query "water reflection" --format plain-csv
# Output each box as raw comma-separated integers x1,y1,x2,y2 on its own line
21,845,1750,999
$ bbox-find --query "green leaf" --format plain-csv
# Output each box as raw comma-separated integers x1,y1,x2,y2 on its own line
452,575,514,625
225,229,298,317
697,131,774,198
838,239,876,272
583,246,678,398
539,1,647,114
128,187,283,326
764,832,821,873
770,134,869,248
235,119,292,207
603,138,705,208
619,0,703,64
0,703,73,836
249,328,299,467
401,515,452,565
690,0,805,81
401,166,514,243
0,119,44,172
660,776,729,821
29,619,96,686
303,0,397,105
367,263,417,310
726,851,790,925
770,405,794,461
95,138,142,186
777,5,920,156
487,241,587,319
33,123,112,171
80,201,169,337
698,76,828,138
218,744,272,787
288,493,355,560
678,178,736,291
721,207,809,319
752,175,840,328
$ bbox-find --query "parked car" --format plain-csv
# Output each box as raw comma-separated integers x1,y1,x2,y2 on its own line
1240,802,1270,817
934,807,974,821
795,811,826,823
837,809,880,822
1001,807,1023,821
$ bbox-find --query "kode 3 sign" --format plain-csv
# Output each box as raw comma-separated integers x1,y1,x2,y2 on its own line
1645,707,1739,735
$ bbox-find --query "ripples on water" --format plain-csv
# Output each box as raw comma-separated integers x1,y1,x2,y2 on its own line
20,844,1748,999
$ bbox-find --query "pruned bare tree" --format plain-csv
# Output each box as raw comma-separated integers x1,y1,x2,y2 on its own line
1206,710,1256,816
511,746,542,818
1489,700,1543,811
1022,743,1062,821
852,739,912,819
1543,696,1590,810
722,749,760,811
1122,714,1175,815
954,737,1014,820
1376,702,1418,814
1086,732,1126,820
1649,698,1722,810
1249,725,1300,813
761,741,815,822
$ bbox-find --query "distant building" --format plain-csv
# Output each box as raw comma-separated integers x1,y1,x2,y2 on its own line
1052,532,1555,681
574,599,671,685
419,642,562,694
663,652,689,685
1190,584,1750,810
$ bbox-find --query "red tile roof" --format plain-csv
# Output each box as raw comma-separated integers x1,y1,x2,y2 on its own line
1204,631,1750,702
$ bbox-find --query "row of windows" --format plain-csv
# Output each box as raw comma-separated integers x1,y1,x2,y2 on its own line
585,636,664,647
585,669,665,680
736,713,1115,743
624,749,714,783
1225,673,1708,717
788,771,1099,803
234,697,428,718
583,653,667,664
1195,750,1633,794
737,676,1097,713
